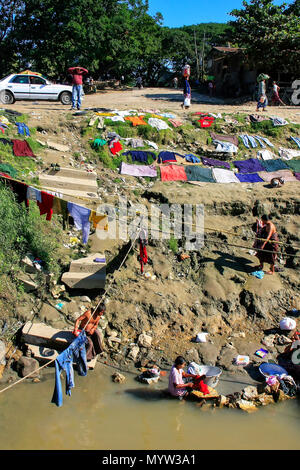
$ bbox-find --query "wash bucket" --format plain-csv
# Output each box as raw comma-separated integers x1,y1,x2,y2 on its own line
188,363,222,388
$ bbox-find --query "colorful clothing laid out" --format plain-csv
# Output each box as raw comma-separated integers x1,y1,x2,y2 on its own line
212,168,240,184
160,165,187,182
201,156,230,169
185,166,215,183
285,159,300,173
213,140,238,153
109,140,123,155
258,170,298,183
0,138,13,147
124,116,147,126
67,202,91,244
51,331,88,407
0,163,18,178
148,118,170,131
261,159,289,172
210,133,238,147
15,122,30,137
37,191,54,221
271,117,288,127
120,162,157,178
169,119,183,128
185,154,201,163
236,173,264,183
257,149,275,161
278,148,300,160
234,158,265,174
12,139,35,158
122,150,156,163
92,138,107,149
290,136,300,149
157,151,185,164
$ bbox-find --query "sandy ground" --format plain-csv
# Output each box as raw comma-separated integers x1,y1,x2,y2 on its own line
6,87,300,124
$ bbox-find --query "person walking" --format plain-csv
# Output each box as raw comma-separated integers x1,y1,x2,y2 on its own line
271,81,285,106
68,66,88,110
253,214,279,275
181,77,191,109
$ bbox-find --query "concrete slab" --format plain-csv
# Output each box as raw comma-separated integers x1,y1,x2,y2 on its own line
26,344,98,369
47,141,70,152
39,175,98,192
62,253,106,289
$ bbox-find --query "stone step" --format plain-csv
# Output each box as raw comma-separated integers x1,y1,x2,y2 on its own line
41,186,99,200
46,167,97,180
21,322,74,351
26,344,97,369
39,175,98,192
69,253,106,274
61,272,106,289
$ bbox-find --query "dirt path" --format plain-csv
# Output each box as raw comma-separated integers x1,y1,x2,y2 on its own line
7,87,300,126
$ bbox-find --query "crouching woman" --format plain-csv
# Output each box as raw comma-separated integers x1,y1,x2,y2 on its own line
168,356,196,399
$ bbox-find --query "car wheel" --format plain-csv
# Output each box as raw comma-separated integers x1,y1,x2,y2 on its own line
60,91,72,105
0,90,15,105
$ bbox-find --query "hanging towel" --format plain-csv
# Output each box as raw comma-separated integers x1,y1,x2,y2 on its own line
234,158,265,174
27,186,42,202
89,212,108,230
261,159,289,172
67,202,91,244
120,162,157,178
185,166,215,182
52,197,69,229
160,165,187,182
236,173,264,183
212,168,240,184
51,331,88,407
258,170,298,183
12,139,35,158
201,156,230,169
37,191,54,221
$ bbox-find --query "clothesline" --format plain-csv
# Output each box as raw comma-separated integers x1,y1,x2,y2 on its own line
0,216,143,395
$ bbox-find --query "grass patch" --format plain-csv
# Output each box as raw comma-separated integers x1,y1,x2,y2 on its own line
169,236,178,254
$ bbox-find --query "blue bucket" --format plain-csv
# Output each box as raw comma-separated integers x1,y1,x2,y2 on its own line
259,362,288,378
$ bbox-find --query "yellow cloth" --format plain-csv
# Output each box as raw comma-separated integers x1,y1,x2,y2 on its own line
96,113,115,116
89,211,108,231
151,114,162,119
0,116,10,125
191,386,219,399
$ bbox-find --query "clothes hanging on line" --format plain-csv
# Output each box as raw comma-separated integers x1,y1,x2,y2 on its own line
37,191,54,221
51,331,88,407
67,202,91,244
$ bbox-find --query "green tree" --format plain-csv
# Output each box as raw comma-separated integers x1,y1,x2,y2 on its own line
0,1,25,76
228,0,300,76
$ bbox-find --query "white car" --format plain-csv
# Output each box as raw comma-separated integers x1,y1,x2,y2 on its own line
0,73,73,105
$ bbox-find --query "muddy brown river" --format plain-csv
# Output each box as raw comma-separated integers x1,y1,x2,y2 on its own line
0,363,299,450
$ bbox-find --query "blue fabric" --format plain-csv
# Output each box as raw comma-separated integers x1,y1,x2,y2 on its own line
239,134,250,149
291,136,300,149
183,79,191,96
51,331,88,407
260,136,274,148
259,363,288,377
122,150,156,163
16,122,30,137
250,270,264,279
67,202,91,244
185,154,201,163
72,84,82,109
261,159,289,172
236,173,264,183
234,158,265,174
247,135,258,148
157,151,185,164
254,135,266,148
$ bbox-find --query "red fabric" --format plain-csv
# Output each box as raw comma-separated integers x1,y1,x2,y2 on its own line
198,116,214,128
193,375,210,394
37,191,54,221
12,139,35,158
139,242,148,273
110,141,123,155
68,67,88,85
160,164,187,182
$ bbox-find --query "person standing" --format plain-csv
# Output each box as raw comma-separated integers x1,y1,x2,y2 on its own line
73,303,105,360
68,66,88,110
271,81,285,106
208,81,213,97
136,76,143,89
254,214,279,275
256,78,268,112
173,76,178,89
181,77,191,109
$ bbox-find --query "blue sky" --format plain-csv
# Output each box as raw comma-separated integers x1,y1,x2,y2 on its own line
147,0,294,27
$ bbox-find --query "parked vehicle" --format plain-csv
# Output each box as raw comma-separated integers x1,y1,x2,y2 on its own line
0,72,72,105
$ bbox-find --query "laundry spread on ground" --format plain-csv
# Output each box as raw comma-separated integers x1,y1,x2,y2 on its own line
233,158,265,174
120,162,157,177
12,139,35,158
160,164,188,182
261,159,289,172
236,173,264,183
185,166,215,182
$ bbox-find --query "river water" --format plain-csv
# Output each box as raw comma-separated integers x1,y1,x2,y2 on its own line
0,364,299,450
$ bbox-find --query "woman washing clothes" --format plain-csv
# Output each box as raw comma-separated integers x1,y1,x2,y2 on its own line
254,214,279,275
168,356,200,398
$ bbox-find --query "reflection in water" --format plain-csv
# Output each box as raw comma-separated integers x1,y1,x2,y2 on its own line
0,364,299,450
